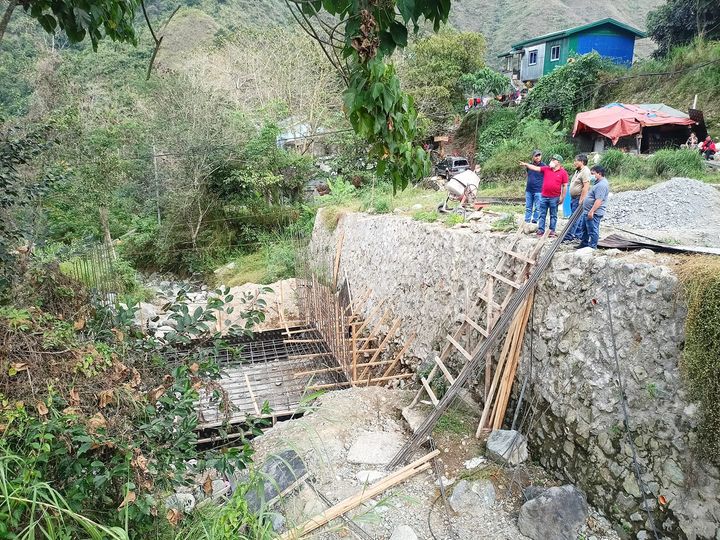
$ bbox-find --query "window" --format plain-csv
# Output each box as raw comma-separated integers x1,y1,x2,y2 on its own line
550,45,560,61
454,160,469,167
528,49,538,66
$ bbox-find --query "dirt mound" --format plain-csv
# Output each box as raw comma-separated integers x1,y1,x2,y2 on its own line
604,178,720,232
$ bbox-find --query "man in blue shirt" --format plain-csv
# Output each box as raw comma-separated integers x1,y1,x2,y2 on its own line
579,165,610,249
524,150,544,224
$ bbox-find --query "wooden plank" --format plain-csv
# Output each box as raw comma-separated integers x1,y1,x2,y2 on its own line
484,278,495,398
501,248,535,265
491,293,534,430
287,352,334,360
280,450,439,540
485,270,522,289
433,355,455,385
283,338,324,344
244,374,261,415
464,316,488,337
306,373,413,391
332,229,345,290
381,333,416,379
420,377,439,406
358,319,401,383
446,334,473,362
354,300,386,337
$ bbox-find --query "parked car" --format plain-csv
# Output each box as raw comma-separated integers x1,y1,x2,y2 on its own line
435,156,469,179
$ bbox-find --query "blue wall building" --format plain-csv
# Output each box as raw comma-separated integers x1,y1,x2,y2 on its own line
499,18,646,83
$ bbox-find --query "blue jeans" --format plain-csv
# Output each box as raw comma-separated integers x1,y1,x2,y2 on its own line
580,213,602,249
568,197,583,239
537,196,559,233
524,191,541,223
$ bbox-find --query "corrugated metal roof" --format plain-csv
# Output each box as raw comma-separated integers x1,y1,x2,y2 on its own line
510,18,646,50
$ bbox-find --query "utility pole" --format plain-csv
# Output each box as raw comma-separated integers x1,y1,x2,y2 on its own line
152,144,161,226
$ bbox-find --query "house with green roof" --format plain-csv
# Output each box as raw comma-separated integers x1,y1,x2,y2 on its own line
498,18,646,84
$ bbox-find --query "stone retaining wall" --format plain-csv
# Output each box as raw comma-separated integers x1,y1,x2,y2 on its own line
309,210,720,540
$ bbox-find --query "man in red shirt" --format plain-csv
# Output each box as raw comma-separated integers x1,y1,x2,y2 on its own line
519,154,569,237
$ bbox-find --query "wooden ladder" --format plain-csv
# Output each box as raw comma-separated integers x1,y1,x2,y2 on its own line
408,226,548,415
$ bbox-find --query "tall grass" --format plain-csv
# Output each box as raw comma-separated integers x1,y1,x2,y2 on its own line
0,452,128,540
600,148,704,180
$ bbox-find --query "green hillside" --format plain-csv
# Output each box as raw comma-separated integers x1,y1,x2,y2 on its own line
603,39,720,130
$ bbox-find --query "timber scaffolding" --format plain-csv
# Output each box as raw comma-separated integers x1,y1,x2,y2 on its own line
192,239,413,441
387,206,584,467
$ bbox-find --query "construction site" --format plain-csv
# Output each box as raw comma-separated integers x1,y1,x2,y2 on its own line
131,176,714,540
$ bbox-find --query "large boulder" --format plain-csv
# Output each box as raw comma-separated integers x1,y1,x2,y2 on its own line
486,429,528,466
517,485,589,540
448,479,496,514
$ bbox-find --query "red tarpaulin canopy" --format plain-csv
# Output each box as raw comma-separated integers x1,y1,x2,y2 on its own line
572,103,696,144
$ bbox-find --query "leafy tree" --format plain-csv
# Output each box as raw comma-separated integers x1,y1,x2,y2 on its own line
519,52,610,125
459,67,510,98
401,29,487,134
291,0,456,190
0,125,57,297
647,0,720,58
0,0,140,47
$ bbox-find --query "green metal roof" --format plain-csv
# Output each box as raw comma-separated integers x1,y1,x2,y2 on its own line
510,18,646,50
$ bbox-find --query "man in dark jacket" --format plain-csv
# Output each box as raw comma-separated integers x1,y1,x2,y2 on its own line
524,150,544,224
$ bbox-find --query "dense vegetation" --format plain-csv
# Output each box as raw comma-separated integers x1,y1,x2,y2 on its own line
678,257,720,467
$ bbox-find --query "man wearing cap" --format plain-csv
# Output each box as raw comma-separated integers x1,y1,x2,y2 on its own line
524,150,545,224
519,154,569,238
565,154,591,241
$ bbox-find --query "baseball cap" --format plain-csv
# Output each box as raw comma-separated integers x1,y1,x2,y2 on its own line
532,149,542,157
551,154,564,163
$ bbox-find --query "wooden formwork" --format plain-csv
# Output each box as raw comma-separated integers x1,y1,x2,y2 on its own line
295,275,414,389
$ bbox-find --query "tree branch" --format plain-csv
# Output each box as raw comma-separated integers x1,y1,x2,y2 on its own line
0,0,18,44
144,3,182,80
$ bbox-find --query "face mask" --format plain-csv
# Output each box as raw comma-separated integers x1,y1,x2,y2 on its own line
590,174,597,184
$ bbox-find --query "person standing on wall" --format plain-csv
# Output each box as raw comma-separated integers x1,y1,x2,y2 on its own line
519,154,569,238
578,165,610,250
564,154,591,242
523,150,545,225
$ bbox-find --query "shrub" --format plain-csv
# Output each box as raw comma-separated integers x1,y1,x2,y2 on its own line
520,52,614,125
445,214,464,226
479,118,574,180
599,149,627,176
648,149,704,178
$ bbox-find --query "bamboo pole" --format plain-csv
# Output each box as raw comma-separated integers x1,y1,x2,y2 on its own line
476,291,533,435
491,293,534,429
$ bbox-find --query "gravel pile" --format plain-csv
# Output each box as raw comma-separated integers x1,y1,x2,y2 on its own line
603,177,720,231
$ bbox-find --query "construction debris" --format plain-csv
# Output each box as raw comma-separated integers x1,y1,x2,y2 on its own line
280,449,440,539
